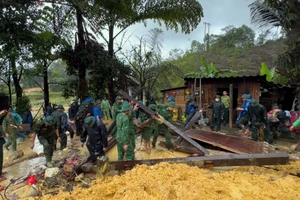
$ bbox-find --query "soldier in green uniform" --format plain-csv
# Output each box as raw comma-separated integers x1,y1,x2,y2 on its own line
221,91,230,125
51,105,67,150
152,102,176,151
116,101,138,161
0,110,7,181
111,96,123,137
208,95,225,132
140,104,158,153
101,96,111,120
112,96,123,120
30,116,60,167
3,108,21,151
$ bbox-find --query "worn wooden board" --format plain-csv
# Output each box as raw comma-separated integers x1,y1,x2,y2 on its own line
185,129,263,154
110,152,289,170
184,111,202,130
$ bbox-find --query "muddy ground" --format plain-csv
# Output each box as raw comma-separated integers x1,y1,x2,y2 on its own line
0,120,299,199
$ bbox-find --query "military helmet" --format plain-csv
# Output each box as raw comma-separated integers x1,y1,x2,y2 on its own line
148,104,157,111
115,96,122,100
44,116,56,126
84,116,95,128
121,101,132,112
249,99,259,107
185,95,192,99
57,105,64,110
242,94,249,99
167,101,176,108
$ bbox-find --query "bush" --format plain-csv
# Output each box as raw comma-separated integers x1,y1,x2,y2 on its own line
15,95,31,116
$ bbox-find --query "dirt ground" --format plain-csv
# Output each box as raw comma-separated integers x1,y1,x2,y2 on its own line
1,120,300,199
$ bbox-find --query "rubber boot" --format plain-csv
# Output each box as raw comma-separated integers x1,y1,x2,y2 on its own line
45,155,53,168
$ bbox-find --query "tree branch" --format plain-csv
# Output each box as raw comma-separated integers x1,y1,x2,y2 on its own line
0,78,9,86
35,80,44,91
275,68,299,81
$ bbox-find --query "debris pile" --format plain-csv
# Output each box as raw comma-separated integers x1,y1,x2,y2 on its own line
30,161,300,200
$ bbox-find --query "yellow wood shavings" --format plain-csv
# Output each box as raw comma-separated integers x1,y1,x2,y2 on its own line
28,162,300,200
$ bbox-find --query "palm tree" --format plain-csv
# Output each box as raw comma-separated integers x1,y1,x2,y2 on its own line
249,0,300,82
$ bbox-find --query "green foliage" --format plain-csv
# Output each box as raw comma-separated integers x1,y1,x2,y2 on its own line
250,0,300,82
184,57,238,79
15,95,31,116
208,25,255,49
260,62,274,82
91,0,204,35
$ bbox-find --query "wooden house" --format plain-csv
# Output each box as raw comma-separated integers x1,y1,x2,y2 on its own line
161,74,295,123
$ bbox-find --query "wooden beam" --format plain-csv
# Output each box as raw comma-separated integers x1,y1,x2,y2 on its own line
110,152,289,170
229,84,233,133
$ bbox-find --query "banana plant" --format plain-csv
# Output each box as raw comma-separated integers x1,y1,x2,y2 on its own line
260,62,275,82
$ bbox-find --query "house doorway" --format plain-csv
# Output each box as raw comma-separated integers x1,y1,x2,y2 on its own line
217,87,239,124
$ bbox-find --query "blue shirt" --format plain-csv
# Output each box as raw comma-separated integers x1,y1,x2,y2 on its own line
12,110,23,125
186,100,198,114
93,106,102,122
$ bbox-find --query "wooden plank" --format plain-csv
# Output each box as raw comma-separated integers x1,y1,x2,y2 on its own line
119,90,157,117
107,120,116,135
110,152,289,171
162,119,209,155
119,90,210,155
185,129,263,154
184,111,202,130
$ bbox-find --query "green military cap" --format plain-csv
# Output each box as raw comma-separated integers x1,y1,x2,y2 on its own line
250,99,258,106
121,101,132,112
115,96,122,100
57,105,64,110
167,101,176,108
215,95,221,99
79,105,85,110
242,94,248,99
44,116,56,126
95,100,101,104
185,95,192,99
148,104,157,111
84,116,95,128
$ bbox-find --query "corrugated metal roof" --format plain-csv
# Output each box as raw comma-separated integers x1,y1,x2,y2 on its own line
183,71,260,79
160,85,188,92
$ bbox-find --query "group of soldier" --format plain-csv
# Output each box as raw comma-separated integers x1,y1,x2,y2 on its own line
0,90,277,173
112,96,176,160
184,90,273,144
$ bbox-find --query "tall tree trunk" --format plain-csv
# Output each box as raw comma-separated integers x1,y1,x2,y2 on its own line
7,64,12,106
107,25,115,104
76,8,87,101
10,56,22,100
43,60,50,108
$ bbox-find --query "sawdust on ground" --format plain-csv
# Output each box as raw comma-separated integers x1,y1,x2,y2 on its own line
30,161,300,200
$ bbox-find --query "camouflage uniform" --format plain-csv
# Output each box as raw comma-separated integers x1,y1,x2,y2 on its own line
3,115,18,151
111,102,123,136
51,109,67,150
116,110,135,161
139,112,153,142
101,99,111,120
35,120,57,164
152,104,174,150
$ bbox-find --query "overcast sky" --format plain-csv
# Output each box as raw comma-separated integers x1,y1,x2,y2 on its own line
112,0,261,58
